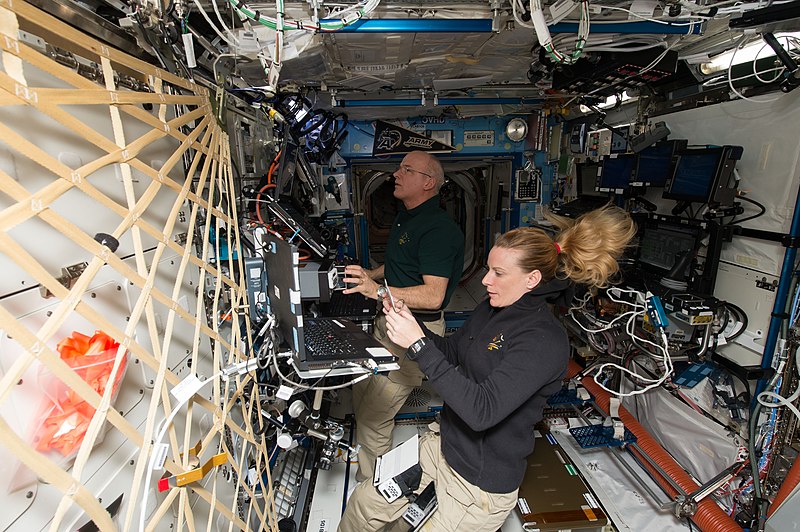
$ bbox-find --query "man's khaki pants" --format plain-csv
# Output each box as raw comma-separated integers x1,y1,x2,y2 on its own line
352,314,445,481
338,427,518,532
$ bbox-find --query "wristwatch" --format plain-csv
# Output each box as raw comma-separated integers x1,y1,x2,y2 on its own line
377,285,388,299
407,337,429,359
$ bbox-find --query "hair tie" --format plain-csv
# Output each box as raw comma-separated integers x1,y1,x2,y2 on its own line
554,242,561,254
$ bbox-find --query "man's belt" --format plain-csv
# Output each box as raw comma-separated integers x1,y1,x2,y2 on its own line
412,310,443,322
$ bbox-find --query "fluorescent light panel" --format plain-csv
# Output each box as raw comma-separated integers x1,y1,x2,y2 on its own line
702,31,800,73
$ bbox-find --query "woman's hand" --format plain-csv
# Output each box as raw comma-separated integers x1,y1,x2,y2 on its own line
383,298,425,349
342,265,379,299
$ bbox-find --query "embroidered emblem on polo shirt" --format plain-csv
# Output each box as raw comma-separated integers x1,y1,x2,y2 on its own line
487,333,505,351
398,232,410,245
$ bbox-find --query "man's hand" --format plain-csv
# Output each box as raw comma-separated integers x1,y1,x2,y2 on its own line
342,265,380,299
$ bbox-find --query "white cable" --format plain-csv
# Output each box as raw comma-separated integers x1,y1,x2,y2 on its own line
139,371,224,532
570,288,645,334
703,66,787,87
728,34,781,103
563,38,677,105
752,36,797,84
227,0,381,33
757,347,800,422
585,42,668,52
576,289,674,397
590,5,706,25
713,0,795,13
192,0,238,47
532,0,590,64
606,287,647,308
569,291,593,312
594,329,673,397
512,0,534,29
554,32,664,47
571,308,643,334
568,292,674,395
212,0,240,45
271,350,372,391
625,309,669,354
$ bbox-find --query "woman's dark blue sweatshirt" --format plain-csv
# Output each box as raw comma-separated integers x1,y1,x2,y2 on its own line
407,281,570,493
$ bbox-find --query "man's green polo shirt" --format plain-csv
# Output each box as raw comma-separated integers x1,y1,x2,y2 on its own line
384,195,464,309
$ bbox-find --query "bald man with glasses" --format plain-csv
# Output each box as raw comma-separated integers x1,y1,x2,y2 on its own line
343,150,465,482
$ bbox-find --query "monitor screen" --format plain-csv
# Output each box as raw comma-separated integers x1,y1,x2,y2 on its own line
610,129,628,154
275,141,300,197
263,233,306,356
638,223,700,274
576,163,600,196
597,155,636,192
295,148,320,194
663,149,724,203
634,142,677,186
265,198,328,258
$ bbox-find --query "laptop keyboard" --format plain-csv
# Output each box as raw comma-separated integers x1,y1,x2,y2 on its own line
304,319,362,359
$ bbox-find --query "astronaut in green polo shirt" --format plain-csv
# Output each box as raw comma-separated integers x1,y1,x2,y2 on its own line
343,150,464,482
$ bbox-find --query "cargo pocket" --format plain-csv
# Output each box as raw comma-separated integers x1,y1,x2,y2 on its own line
431,472,479,530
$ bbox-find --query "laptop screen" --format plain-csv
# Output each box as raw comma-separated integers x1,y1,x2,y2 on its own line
275,140,300,197
265,199,328,258
263,233,306,360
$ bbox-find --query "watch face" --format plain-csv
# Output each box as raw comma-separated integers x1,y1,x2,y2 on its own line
410,337,427,354
377,286,387,298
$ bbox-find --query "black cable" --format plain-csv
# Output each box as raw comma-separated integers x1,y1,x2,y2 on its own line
719,305,731,336
298,109,331,135
252,400,268,436
723,302,749,341
349,122,375,138
726,366,753,407
317,111,337,143
240,232,256,254
135,14,169,70
734,195,767,225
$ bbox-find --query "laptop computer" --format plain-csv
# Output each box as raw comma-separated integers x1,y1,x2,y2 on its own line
264,197,329,259
262,233,398,378
552,162,610,218
517,432,608,531
320,290,378,323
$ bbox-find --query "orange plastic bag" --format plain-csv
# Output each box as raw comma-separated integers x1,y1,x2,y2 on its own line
32,331,128,457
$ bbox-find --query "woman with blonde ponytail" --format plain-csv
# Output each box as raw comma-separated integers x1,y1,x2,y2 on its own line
339,206,636,532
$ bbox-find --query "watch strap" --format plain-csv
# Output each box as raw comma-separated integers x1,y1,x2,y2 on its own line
407,337,428,359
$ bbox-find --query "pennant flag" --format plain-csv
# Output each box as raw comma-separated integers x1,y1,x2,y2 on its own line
372,120,455,156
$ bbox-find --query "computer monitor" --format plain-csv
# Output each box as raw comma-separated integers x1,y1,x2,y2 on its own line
637,221,703,277
632,140,685,186
663,146,743,205
610,129,628,154
552,163,608,218
295,148,320,193
264,198,329,258
275,140,300,197
597,154,637,193
577,163,601,196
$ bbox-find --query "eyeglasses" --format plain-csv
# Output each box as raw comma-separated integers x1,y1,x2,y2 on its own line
397,164,433,179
